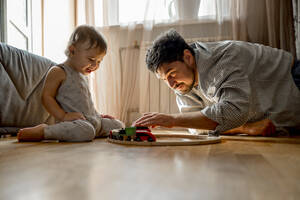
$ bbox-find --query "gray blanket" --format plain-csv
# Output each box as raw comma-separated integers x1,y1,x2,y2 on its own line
0,43,56,133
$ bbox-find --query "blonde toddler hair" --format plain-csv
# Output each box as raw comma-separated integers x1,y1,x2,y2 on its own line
65,25,107,57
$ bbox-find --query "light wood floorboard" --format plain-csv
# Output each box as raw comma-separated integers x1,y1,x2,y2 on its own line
1,130,300,200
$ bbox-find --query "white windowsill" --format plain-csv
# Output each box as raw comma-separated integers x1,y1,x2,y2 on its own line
97,18,224,30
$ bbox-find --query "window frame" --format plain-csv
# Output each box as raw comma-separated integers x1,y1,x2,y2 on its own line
1,0,33,51
0,0,7,42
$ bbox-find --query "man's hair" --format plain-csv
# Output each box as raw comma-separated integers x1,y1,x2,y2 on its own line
145,29,195,73
65,25,107,57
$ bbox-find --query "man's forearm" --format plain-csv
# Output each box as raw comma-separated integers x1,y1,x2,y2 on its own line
133,111,218,129
172,112,218,130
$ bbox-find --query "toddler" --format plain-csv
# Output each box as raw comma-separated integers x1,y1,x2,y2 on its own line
18,25,124,142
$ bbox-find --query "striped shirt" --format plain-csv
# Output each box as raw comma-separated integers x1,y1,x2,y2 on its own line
176,41,300,133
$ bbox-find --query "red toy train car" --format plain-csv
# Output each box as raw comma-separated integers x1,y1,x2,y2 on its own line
109,126,156,142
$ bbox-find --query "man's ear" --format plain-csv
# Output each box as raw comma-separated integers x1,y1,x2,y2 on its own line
183,49,194,66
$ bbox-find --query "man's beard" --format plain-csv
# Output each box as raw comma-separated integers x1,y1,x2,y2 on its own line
173,70,197,95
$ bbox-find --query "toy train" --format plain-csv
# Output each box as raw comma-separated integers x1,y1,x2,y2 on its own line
109,126,156,142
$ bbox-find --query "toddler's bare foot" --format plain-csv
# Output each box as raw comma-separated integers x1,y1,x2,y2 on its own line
17,124,47,142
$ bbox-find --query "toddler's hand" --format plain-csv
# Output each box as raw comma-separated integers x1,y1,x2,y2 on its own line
63,112,86,121
100,114,115,119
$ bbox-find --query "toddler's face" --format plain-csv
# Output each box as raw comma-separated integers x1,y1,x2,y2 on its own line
70,42,106,75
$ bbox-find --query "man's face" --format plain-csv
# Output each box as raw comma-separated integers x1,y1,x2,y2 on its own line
156,60,196,94
155,49,197,95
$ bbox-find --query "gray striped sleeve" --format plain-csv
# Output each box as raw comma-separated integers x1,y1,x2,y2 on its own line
200,71,251,132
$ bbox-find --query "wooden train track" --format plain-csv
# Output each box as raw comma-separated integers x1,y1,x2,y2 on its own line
107,134,221,146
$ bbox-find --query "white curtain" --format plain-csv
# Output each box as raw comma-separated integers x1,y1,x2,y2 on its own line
79,0,295,126
293,0,300,59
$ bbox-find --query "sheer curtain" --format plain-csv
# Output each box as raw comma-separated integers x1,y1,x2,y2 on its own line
293,0,300,59
228,0,295,55
79,0,295,125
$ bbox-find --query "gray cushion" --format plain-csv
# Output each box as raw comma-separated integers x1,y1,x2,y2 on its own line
0,43,57,127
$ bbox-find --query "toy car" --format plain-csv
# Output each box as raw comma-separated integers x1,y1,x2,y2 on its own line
109,126,156,142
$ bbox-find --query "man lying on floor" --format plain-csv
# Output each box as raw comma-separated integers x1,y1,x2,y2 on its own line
133,29,300,136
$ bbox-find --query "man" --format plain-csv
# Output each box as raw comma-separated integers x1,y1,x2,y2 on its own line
133,29,300,136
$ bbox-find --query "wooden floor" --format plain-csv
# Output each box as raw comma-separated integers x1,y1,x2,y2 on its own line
1,130,300,200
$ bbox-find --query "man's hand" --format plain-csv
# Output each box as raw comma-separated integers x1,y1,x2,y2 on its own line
62,112,86,121
100,114,115,119
132,112,176,128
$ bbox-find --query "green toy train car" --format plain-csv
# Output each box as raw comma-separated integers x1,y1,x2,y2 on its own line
109,127,156,142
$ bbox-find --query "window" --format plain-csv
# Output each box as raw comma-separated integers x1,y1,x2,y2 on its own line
6,0,32,51
94,0,230,27
119,0,170,24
